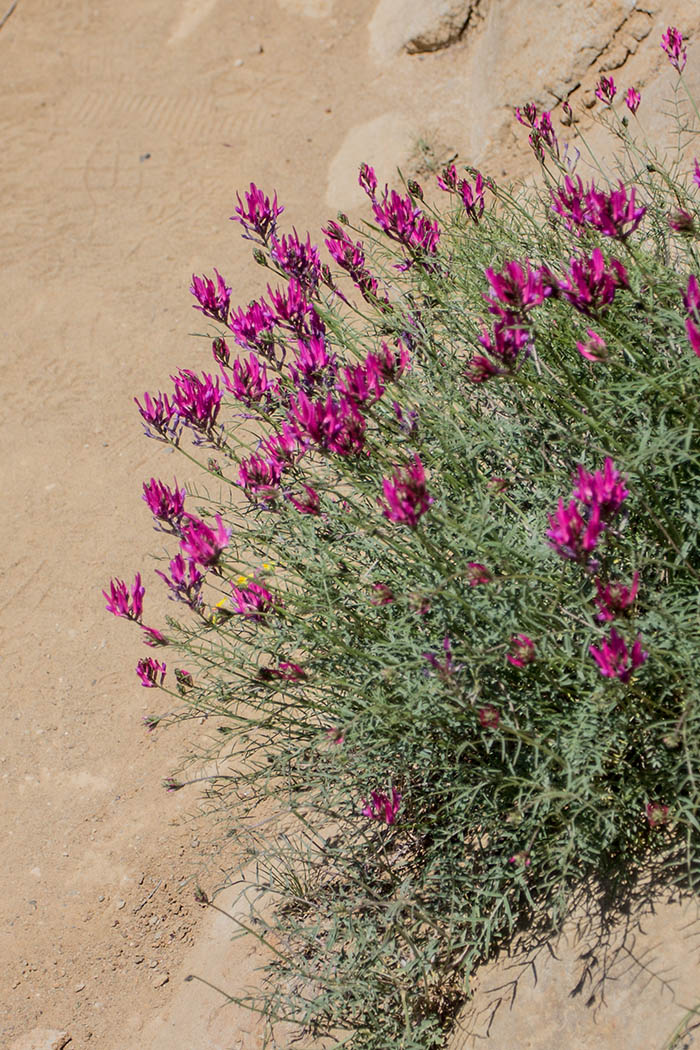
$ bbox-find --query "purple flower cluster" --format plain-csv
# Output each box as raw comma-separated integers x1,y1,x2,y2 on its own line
179,514,231,568
191,270,231,325
515,104,559,161
559,249,628,316
171,369,222,437
231,182,284,244
221,352,275,405
551,176,646,240
323,220,384,303
683,275,700,356
361,786,402,825
547,458,628,563
104,573,145,621
270,230,321,292
156,553,204,608
437,164,486,222
589,628,647,682
136,657,166,688
379,454,433,527
661,25,687,73
230,581,275,621
142,477,186,530
359,164,440,268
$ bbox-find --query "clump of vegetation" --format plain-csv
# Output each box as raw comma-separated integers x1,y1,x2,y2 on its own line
106,26,700,1049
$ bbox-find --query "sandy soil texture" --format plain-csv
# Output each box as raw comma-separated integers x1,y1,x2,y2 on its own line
3,1,700,1048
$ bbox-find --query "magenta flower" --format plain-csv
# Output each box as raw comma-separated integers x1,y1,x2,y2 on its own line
466,355,501,383
156,553,204,608
594,572,639,622
478,705,500,729
508,851,531,867
686,317,700,356
379,454,433,527
212,337,230,367
507,634,535,668
231,182,284,244
585,182,646,240
230,581,275,621
484,260,547,317
268,279,324,340
136,657,166,688
141,625,168,647
358,162,378,199
142,477,186,529
221,353,274,405
361,787,402,825
547,498,603,562
684,274,700,313
270,229,321,291
135,389,178,441
336,355,385,405
175,668,194,688
260,661,307,682
552,178,645,239
377,340,411,381
228,298,277,352
261,424,303,469
371,185,440,266
695,159,700,189
423,636,458,679
669,209,695,233
576,329,608,362
625,87,641,114
589,628,648,682
103,573,145,621
682,276,700,355
287,484,321,515
646,801,669,827
559,249,628,315
238,454,282,501
573,458,628,520
370,582,394,606
466,562,492,586
437,163,458,191
661,26,687,73
516,104,559,160
595,76,616,105
478,317,531,367
191,270,231,325
323,221,382,302
289,336,337,388
460,173,486,222
288,391,365,455
179,514,230,568
171,369,222,435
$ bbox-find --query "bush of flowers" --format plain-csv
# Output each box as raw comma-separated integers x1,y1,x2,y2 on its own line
105,27,700,1049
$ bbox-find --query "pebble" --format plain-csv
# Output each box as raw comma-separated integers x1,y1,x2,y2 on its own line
151,973,169,988
116,899,126,910
74,982,86,992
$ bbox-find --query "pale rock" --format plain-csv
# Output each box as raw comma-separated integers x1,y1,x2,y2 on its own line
326,112,417,212
448,894,700,1050
369,0,473,59
9,1030,71,1050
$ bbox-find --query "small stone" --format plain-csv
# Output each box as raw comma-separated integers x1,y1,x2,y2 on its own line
234,58,244,67
8,1029,71,1050
74,982,85,992
149,960,158,968
97,895,105,903
151,973,169,988
116,900,126,910
134,956,144,965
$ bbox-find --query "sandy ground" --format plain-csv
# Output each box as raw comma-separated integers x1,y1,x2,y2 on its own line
3,1,700,1048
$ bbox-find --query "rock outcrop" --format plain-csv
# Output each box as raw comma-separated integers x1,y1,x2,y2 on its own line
369,0,475,58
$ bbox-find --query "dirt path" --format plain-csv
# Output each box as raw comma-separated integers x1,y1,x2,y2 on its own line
3,1,699,1048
